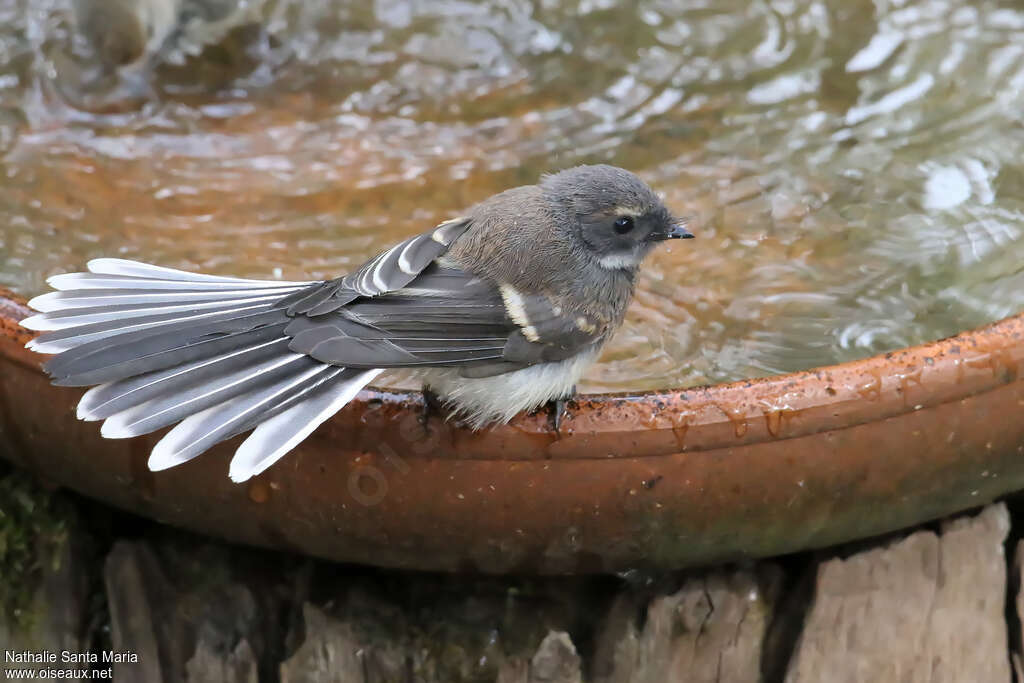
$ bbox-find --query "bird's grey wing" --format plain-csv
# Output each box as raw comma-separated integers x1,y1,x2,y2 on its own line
26,214,602,480
277,217,472,316
29,218,475,480
284,266,607,374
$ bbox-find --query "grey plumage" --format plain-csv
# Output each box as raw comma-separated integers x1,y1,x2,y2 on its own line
23,165,691,481
279,219,473,315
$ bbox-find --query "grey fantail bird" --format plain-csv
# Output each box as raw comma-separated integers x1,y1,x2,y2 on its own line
22,165,694,482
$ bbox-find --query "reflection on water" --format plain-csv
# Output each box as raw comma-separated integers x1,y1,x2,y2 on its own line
1,0,1023,391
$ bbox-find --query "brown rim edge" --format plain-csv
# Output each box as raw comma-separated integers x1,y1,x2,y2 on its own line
2,287,1023,573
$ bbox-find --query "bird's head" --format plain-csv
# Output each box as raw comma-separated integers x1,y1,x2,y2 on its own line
541,165,693,271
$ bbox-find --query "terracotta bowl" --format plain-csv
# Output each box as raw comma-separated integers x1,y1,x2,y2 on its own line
1,288,1022,573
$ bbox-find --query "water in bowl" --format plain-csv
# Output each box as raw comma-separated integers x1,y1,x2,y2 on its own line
1,0,1022,392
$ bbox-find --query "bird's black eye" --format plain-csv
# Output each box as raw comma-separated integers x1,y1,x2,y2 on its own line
613,216,635,234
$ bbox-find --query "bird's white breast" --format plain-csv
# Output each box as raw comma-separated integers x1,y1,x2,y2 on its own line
419,350,599,429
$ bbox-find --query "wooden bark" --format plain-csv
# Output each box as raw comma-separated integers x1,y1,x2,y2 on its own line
279,604,367,683
5,479,1021,682
186,633,259,683
1012,539,1024,681
104,542,169,683
592,566,780,683
0,536,90,680
786,503,1011,683
104,539,265,683
528,631,583,683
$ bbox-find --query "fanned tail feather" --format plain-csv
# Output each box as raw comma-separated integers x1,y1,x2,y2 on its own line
77,338,290,421
21,259,382,481
100,352,310,438
229,368,382,482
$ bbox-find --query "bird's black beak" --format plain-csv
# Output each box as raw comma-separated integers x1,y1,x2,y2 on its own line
653,222,695,241
667,223,695,239
648,218,694,241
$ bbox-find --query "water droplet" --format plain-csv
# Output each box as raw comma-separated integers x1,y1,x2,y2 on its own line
857,371,884,402
248,479,270,503
717,404,749,437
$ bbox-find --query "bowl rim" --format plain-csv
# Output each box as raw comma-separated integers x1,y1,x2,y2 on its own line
4,285,1024,573
4,285,1022,461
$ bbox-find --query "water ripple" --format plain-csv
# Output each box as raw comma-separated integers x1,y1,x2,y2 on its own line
0,0,1023,391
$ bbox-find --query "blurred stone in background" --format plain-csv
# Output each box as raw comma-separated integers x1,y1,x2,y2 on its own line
69,0,266,103
73,0,179,71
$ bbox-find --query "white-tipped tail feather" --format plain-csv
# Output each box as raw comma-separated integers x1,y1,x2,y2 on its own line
22,259,383,481
20,295,291,332
147,364,334,472
26,300,281,354
84,258,310,284
76,338,288,421
100,352,307,439
27,286,303,312
229,368,382,482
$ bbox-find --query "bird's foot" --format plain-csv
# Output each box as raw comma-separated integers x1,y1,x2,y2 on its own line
547,387,576,435
421,387,446,427
420,388,480,430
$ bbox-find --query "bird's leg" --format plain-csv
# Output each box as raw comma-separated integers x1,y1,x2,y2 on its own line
421,386,446,427
420,386,480,430
548,386,576,435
